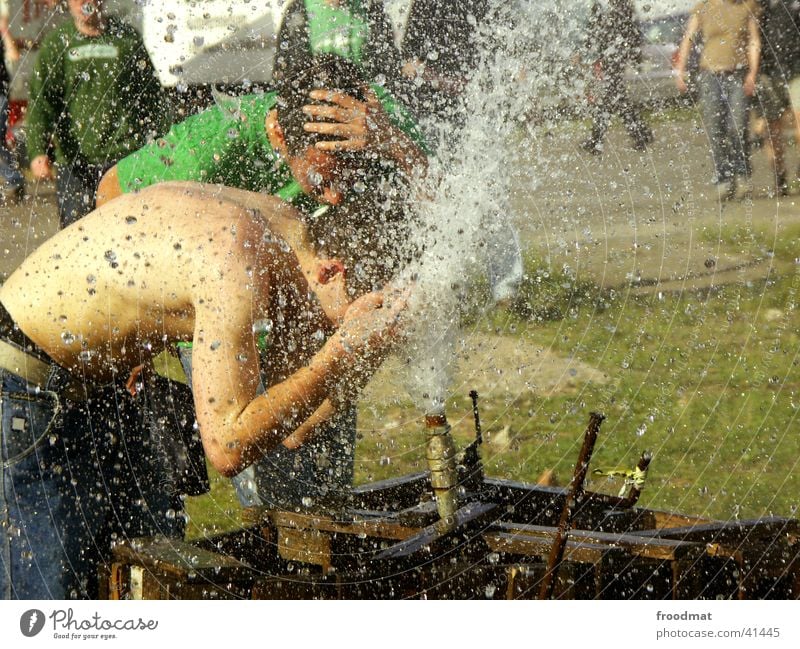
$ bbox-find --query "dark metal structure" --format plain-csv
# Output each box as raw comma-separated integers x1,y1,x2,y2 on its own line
104,407,800,600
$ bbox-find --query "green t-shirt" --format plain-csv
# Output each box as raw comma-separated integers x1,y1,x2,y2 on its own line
116,86,428,201
117,92,292,195
26,18,170,166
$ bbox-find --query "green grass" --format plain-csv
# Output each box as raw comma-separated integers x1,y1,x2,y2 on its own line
185,238,800,536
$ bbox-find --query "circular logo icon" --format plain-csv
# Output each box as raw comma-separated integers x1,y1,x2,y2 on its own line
20,609,46,637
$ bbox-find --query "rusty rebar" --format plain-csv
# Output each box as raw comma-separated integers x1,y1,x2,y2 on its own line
538,411,605,600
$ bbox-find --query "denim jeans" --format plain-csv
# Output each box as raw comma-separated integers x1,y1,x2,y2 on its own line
0,94,24,190
178,346,357,510
698,70,751,182
55,161,114,229
1,362,184,599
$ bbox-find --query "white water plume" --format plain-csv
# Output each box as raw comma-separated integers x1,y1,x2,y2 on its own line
397,1,592,415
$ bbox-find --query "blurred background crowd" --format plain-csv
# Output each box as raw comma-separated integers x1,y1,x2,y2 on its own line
2,1,800,211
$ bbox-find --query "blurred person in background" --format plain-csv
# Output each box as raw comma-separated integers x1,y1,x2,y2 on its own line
754,0,800,196
398,0,490,137
26,0,170,227
676,0,761,200
0,0,24,205
581,0,653,154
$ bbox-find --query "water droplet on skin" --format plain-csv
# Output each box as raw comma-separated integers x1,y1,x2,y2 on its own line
86,274,96,284
236,353,248,362
125,215,138,225
61,331,76,345
253,319,273,335
165,509,176,520
104,250,117,265
210,340,221,351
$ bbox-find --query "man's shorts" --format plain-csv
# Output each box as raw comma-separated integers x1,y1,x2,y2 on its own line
755,74,791,122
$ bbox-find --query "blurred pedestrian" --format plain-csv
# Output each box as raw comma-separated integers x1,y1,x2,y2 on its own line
754,0,800,196
675,0,761,200
26,0,170,227
0,0,24,205
581,0,653,154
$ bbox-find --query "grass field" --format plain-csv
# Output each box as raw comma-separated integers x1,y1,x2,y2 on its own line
184,217,800,540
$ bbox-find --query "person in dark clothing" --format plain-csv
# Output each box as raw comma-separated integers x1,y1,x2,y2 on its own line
755,0,800,195
399,0,490,131
395,0,522,305
581,0,653,154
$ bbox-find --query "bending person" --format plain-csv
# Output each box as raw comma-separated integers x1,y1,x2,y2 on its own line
95,54,426,511
0,181,405,598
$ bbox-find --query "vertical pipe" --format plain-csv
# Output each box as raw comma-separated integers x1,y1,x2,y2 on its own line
425,413,460,530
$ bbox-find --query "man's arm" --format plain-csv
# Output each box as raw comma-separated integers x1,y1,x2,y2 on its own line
675,13,699,94
26,35,60,180
743,13,760,97
192,274,404,477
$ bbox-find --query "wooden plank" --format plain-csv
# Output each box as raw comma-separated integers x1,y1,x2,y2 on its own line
278,527,332,572
485,531,624,565
637,517,800,544
270,511,418,541
112,537,252,581
494,522,706,561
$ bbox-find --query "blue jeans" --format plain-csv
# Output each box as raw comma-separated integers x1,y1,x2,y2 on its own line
178,347,357,510
698,70,751,182
55,161,114,229
0,94,24,190
1,362,184,599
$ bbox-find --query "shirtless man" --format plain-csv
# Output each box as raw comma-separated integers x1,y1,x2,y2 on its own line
95,53,424,511
0,182,404,598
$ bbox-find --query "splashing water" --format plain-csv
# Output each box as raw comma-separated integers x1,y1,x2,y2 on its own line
397,1,591,414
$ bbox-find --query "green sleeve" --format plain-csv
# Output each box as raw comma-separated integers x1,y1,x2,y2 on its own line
116,105,241,192
26,34,62,161
371,83,432,157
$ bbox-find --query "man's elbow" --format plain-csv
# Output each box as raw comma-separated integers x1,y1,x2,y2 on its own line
206,447,246,478
96,165,123,208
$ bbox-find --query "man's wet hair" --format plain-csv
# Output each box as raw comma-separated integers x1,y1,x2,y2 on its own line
275,53,368,157
305,181,417,298
274,53,419,297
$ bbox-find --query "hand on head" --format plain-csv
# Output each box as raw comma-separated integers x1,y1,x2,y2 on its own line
302,87,391,154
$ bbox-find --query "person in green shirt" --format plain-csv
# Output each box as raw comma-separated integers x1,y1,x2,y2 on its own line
97,63,426,209
27,0,170,227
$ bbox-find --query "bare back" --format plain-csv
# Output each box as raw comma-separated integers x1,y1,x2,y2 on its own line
0,182,313,382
